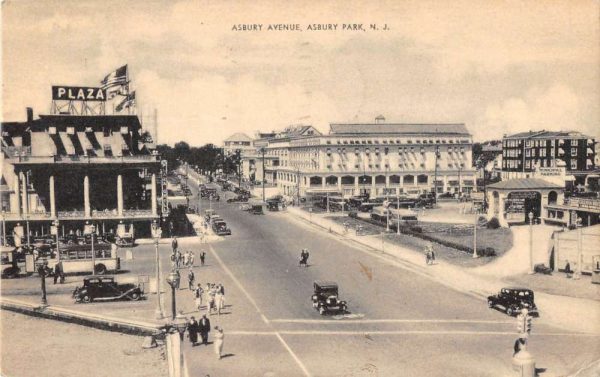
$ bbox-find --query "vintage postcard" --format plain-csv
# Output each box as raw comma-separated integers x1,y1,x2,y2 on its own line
1,1,599,376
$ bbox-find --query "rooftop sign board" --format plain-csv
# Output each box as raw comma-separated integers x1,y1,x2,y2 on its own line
52,86,107,101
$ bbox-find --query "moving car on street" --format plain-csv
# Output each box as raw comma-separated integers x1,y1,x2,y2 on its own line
73,275,144,303
311,280,347,315
487,287,538,317
212,220,232,236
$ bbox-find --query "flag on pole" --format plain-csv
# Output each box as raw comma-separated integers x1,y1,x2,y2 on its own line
115,91,136,112
106,85,124,99
101,64,128,88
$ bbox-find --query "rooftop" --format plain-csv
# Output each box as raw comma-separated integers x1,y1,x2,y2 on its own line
224,132,253,143
487,178,563,190
329,123,470,136
504,130,594,140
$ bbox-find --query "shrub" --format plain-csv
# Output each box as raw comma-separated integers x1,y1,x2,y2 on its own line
477,247,496,257
348,211,358,219
487,217,500,229
410,226,423,233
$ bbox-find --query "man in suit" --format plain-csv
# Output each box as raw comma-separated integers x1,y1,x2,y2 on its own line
187,316,199,346
199,314,211,345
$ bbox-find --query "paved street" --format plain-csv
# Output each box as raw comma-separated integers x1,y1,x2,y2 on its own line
172,176,600,377
2,176,598,376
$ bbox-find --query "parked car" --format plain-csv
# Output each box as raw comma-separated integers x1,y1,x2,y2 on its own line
1,246,21,279
487,287,538,317
73,275,144,303
311,281,347,315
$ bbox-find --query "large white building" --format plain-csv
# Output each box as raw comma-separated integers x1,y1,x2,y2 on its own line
243,116,476,199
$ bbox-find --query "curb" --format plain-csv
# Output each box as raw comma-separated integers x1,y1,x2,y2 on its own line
0,297,164,337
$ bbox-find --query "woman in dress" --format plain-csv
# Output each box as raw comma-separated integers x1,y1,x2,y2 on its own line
213,326,224,359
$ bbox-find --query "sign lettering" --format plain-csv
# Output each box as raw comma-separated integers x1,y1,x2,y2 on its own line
52,86,107,101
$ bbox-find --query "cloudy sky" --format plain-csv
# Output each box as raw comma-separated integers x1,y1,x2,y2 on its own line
2,0,598,146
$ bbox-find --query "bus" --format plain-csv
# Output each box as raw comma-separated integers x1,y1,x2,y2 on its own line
26,243,119,275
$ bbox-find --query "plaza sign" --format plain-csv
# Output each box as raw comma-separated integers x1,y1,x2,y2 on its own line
52,86,107,101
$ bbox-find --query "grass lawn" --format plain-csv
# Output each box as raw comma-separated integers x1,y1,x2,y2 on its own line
418,222,514,255
326,216,511,268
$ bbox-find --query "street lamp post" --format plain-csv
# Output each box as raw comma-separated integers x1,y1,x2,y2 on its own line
166,269,181,320
53,219,60,263
574,217,583,280
472,216,479,258
90,224,96,274
38,260,48,306
261,147,266,202
1,211,6,246
26,215,31,247
152,220,164,319
528,212,534,274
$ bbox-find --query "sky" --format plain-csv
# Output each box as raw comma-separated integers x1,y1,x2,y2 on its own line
2,0,599,146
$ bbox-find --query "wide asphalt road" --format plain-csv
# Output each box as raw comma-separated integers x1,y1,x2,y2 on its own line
178,174,600,377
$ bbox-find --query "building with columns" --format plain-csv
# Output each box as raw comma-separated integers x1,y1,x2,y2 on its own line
1,112,160,240
243,116,476,200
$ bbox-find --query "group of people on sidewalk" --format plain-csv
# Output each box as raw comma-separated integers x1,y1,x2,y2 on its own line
186,315,225,359
171,237,207,269
193,282,226,316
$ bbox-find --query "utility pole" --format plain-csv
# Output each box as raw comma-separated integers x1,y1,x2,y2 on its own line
528,212,534,274
472,216,478,258
433,145,439,205
261,147,266,202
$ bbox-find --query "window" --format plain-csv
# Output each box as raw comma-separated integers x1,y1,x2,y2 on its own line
540,149,546,157
571,147,577,156
571,160,577,169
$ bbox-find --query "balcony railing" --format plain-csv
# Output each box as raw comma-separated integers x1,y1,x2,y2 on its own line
9,154,160,164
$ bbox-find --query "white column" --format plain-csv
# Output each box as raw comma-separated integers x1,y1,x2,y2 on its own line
337,176,342,192
49,175,56,218
20,172,28,215
13,174,21,215
84,175,91,217
354,176,359,196
117,174,124,216
151,173,157,216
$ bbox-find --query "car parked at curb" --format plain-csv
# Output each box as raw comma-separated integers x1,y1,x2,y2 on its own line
487,287,538,317
73,275,144,303
311,281,347,315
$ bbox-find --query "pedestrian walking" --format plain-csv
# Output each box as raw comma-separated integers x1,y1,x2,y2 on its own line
176,250,183,269
172,237,178,253
188,316,199,346
215,291,224,316
513,337,526,356
430,249,436,265
200,252,206,266
199,315,211,345
219,284,224,296
208,286,216,314
53,263,64,284
189,251,195,266
188,268,195,290
213,326,224,359
195,284,204,310
183,251,189,267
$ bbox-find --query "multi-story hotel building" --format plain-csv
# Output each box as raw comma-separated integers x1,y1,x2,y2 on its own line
501,130,596,184
1,110,160,240
245,116,476,199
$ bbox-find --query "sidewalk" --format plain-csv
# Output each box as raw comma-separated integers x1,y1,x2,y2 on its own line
285,206,600,335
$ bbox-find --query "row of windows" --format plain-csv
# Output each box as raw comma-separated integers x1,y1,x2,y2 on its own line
325,138,469,146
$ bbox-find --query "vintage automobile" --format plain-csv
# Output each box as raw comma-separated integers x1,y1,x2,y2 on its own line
212,220,232,236
311,281,347,315
487,287,538,317
227,194,249,203
115,236,135,248
73,275,143,303
1,246,21,279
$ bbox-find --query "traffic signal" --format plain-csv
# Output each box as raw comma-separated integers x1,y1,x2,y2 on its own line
517,314,526,333
525,315,532,334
